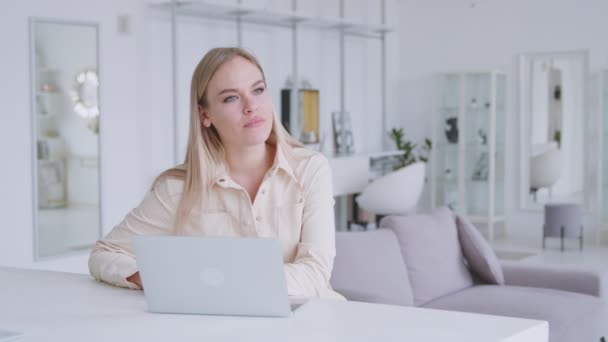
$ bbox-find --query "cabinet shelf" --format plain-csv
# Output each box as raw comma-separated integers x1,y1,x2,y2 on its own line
150,0,393,38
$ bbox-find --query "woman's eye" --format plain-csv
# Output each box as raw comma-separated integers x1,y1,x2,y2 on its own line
253,87,265,94
223,95,237,103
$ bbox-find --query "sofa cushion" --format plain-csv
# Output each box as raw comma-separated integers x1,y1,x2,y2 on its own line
380,207,473,306
423,285,608,342
331,229,414,306
456,215,505,285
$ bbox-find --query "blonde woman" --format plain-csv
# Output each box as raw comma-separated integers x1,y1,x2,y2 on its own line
88,47,345,300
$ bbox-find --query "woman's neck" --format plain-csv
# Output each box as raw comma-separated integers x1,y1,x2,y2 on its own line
224,143,274,177
224,143,275,203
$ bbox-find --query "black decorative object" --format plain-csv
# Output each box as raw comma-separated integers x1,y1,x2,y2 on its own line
477,129,487,145
445,117,458,143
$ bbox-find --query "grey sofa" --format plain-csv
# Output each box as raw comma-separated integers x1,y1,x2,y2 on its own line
330,210,607,342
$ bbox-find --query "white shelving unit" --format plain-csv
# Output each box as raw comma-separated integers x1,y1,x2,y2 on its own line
431,71,507,242
149,0,393,164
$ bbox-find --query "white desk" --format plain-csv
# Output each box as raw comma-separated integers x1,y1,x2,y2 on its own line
328,150,404,197
0,267,548,342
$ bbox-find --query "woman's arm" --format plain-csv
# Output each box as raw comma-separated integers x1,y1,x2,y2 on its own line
283,155,343,299
88,178,180,289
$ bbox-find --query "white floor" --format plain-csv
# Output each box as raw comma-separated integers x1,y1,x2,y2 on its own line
491,236,608,274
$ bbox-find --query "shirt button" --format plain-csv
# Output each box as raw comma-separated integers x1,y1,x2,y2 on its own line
255,216,261,222
260,188,266,195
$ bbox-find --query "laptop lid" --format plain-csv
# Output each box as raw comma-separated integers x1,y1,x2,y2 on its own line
132,235,291,318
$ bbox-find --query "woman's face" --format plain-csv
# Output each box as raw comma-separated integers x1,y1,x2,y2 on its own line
200,56,273,148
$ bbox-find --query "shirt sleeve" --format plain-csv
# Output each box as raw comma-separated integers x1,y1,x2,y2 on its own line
88,178,180,289
283,155,345,300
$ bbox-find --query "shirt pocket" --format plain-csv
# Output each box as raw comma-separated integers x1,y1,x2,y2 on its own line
199,211,236,237
275,203,305,243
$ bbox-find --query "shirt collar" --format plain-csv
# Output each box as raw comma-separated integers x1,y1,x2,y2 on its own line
270,143,297,181
213,143,298,186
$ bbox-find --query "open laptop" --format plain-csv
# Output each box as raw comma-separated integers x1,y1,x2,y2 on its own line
132,235,294,317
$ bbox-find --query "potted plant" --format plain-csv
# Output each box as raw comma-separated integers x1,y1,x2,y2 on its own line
389,128,432,169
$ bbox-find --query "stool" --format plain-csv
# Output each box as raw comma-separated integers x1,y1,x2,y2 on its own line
543,203,583,251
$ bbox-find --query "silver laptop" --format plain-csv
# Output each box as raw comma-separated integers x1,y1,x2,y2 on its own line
132,235,292,317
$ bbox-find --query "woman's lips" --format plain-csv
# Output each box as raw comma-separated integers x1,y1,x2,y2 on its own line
244,118,265,128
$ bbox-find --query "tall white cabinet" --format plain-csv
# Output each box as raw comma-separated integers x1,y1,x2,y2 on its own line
431,71,506,241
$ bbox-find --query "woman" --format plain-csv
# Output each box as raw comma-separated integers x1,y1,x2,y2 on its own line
88,47,344,300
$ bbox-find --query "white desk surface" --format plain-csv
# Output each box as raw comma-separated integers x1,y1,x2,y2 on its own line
0,267,548,342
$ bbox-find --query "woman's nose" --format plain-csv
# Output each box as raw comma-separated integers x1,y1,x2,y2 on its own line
243,94,258,114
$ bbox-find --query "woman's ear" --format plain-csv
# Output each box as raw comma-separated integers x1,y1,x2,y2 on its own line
198,105,211,128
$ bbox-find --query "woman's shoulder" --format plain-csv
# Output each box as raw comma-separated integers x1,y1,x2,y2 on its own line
150,165,186,197
288,146,330,168
286,146,331,184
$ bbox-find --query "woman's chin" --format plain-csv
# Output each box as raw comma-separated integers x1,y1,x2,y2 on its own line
242,126,272,145
241,133,270,146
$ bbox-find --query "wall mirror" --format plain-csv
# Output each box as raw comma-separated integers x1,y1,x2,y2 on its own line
30,18,101,259
519,50,591,210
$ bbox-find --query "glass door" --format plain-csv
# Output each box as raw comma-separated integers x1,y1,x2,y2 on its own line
463,72,492,217
434,73,461,212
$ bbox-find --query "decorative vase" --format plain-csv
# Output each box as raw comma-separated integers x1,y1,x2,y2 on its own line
445,117,458,143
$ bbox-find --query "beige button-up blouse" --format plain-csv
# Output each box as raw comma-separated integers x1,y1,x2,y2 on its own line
88,144,345,300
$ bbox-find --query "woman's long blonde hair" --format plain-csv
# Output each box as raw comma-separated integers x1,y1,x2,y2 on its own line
154,47,302,234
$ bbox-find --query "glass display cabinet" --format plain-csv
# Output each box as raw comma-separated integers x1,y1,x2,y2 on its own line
431,71,506,241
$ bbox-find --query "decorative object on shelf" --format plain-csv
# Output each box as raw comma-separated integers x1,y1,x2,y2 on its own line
444,168,454,180
445,117,458,143
477,129,487,145
70,69,99,134
332,111,355,155
470,97,480,109
38,160,66,209
280,81,319,144
553,129,561,148
37,133,67,209
389,127,432,170
471,152,489,181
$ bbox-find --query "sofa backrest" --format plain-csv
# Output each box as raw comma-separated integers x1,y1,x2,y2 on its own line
380,207,474,306
330,228,414,306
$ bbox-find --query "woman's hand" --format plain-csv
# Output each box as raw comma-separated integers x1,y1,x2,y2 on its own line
127,271,143,289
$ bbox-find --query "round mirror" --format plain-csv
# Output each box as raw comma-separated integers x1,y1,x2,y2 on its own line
71,69,99,119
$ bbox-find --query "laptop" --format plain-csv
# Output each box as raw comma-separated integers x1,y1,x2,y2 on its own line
132,235,293,317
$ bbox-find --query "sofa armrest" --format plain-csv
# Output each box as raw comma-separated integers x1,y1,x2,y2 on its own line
501,261,606,298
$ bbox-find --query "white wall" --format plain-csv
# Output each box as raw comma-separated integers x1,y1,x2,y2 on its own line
396,0,608,242
0,0,143,272
0,0,399,272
